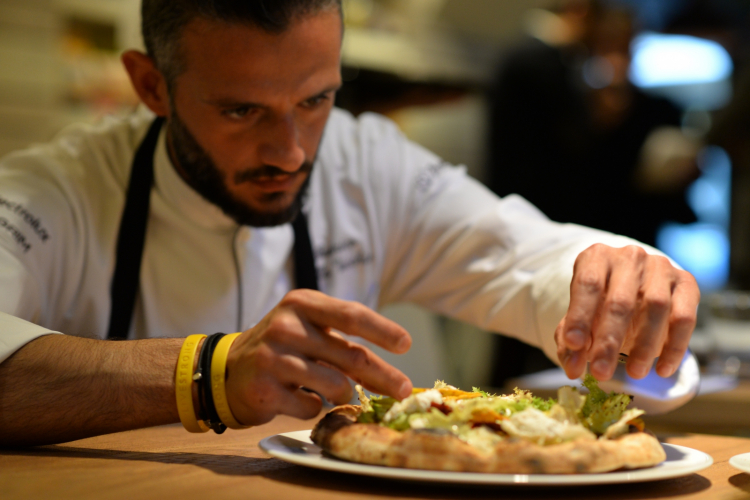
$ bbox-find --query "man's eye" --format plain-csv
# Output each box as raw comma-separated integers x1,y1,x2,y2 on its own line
303,94,330,108
224,107,251,119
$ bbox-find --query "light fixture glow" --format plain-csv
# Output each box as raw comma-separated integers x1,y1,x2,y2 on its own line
630,32,733,88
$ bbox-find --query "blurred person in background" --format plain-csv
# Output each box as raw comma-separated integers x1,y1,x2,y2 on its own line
486,0,702,385
486,0,699,248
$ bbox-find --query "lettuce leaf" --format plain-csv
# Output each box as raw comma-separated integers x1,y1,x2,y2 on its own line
580,374,633,435
356,394,398,424
584,393,632,435
581,374,610,417
471,387,495,398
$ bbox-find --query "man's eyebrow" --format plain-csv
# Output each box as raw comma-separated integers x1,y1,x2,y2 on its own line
202,98,263,108
315,83,343,94
300,83,343,101
204,84,342,109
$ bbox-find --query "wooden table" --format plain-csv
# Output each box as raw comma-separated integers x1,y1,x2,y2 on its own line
2,416,750,500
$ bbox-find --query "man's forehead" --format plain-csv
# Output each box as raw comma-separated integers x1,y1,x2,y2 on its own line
177,12,342,99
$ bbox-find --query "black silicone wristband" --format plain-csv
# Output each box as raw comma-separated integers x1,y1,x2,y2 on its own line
195,332,226,434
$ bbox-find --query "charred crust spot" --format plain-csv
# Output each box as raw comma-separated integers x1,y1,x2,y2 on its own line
310,406,359,448
527,458,544,474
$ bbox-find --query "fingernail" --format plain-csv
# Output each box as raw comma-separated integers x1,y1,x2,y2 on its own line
398,335,411,353
568,351,580,367
562,350,576,367
561,351,571,366
399,380,412,399
564,352,580,377
658,363,675,377
565,329,585,348
592,359,609,377
629,361,648,378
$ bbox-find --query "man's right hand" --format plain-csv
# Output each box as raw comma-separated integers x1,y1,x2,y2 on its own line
224,289,413,426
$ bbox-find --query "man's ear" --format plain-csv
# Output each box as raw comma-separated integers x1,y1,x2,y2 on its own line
121,50,170,117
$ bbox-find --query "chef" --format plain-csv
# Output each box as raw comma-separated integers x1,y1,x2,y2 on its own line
0,0,698,446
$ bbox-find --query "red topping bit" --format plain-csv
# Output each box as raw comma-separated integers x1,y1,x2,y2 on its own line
471,422,504,432
430,402,453,415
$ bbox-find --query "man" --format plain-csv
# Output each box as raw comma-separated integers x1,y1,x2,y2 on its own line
0,0,698,446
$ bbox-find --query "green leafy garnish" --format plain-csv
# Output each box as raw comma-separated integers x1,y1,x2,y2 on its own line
383,413,410,431
357,395,398,423
584,393,632,435
531,396,556,412
471,387,495,398
579,374,632,435
581,374,610,417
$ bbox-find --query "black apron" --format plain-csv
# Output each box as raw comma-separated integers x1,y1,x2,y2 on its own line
106,117,318,339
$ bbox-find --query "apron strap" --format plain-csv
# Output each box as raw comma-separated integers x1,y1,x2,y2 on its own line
107,117,318,339
107,117,163,340
291,210,319,291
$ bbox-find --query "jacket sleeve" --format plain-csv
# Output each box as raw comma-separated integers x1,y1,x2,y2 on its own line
0,145,87,360
0,310,59,364
366,114,665,363
0,181,68,362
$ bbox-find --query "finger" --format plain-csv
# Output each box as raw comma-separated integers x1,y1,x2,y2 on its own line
280,387,324,420
656,271,699,377
563,245,612,352
283,289,411,354
556,316,587,379
625,257,674,379
588,247,648,380
227,376,322,425
274,353,354,405
256,304,412,400
303,330,412,400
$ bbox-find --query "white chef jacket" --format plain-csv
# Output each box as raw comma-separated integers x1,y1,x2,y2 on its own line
0,106,645,365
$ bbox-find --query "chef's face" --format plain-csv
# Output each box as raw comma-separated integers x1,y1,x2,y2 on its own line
166,11,342,226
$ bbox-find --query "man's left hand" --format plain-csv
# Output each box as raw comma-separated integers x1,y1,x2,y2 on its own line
555,244,700,381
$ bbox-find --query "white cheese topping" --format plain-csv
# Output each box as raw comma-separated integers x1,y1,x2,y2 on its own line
383,389,443,423
462,426,504,454
602,408,646,439
500,407,596,445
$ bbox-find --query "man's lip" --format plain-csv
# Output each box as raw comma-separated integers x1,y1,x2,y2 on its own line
247,173,299,192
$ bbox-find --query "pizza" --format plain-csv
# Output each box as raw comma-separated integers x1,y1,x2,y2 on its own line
311,375,666,474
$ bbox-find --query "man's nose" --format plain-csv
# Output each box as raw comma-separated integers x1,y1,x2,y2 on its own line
257,113,306,172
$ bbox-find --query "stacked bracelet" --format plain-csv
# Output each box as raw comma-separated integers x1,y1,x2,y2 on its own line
175,334,210,433
195,333,227,434
211,333,251,430
175,332,249,434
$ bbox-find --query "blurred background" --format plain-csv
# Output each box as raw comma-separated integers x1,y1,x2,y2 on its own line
3,0,750,430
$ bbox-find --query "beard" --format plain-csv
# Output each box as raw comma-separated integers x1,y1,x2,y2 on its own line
167,109,313,227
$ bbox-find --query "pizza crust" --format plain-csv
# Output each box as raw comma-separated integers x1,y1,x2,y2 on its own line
311,405,666,474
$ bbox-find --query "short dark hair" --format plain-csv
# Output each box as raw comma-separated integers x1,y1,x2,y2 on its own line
141,0,342,87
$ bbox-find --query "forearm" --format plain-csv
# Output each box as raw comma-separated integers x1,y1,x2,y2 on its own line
0,334,183,446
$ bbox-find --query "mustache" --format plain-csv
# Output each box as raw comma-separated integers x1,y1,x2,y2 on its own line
233,162,314,185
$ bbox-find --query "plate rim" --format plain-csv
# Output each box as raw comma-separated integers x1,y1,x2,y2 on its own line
259,430,714,486
729,452,750,473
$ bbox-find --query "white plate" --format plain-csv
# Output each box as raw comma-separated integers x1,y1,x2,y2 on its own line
729,452,750,473
259,430,713,485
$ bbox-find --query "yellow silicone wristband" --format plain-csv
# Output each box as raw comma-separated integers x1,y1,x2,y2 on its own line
175,334,210,433
211,333,250,430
